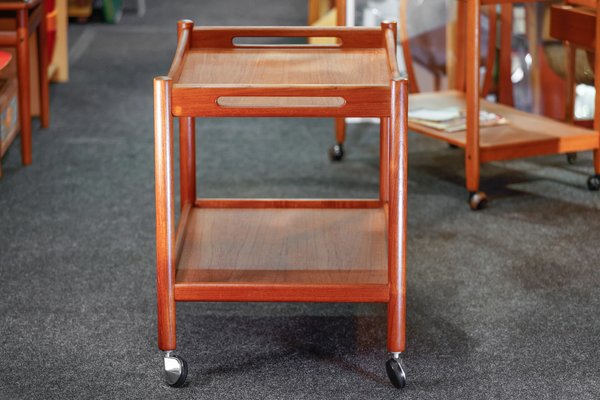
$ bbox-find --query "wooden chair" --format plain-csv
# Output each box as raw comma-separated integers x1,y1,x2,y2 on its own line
154,21,409,388
0,0,50,168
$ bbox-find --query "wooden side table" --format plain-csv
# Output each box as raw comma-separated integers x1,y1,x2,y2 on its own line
0,0,50,167
154,21,409,389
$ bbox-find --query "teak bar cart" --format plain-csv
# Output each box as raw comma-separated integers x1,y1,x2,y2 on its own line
154,20,409,389
0,0,50,168
408,0,600,210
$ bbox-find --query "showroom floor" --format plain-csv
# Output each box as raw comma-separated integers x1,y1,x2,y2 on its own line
0,1,599,399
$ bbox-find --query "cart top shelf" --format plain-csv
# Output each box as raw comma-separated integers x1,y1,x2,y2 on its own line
177,48,390,87
164,22,403,118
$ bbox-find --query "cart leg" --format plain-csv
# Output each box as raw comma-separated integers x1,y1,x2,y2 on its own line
465,0,487,210
387,78,408,389
16,9,32,166
589,5,600,191
380,117,390,203
329,117,345,161
154,77,177,351
179,117,196,208
37,1,50,129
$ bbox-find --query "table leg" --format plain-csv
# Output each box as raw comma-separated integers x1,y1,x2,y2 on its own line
380,117,389,203
387,79,407,355
154,77,177,351
37,1,50,129
17,9,32,166
179,117,196,208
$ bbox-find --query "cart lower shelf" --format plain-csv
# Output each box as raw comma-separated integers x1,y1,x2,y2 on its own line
409,90,599,162
174,206,390,303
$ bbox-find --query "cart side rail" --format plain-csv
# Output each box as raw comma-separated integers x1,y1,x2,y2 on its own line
190,25,387,49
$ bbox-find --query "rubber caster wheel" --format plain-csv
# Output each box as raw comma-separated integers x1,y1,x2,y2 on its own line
566,152,577,165
164,353,188,388
468,191,488,211
587,175,600,191
328,143,344,161
386,357,406,389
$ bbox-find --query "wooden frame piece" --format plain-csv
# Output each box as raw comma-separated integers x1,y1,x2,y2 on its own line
0,0,49,170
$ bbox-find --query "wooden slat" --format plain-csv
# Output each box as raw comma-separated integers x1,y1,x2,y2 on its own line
194,199,382,209
550,5,596,51
172,85,391,117
0,0,42,11
191,26,384,49
174,283,389,303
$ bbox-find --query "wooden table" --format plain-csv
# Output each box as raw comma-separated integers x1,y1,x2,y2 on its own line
0,51,12,177
0,0,50,167
154,21,409,389
408,0,600,209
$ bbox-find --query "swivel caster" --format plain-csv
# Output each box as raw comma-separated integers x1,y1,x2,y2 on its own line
164,352,188,388
468,191,488,211
566,152,577,165
328,143,344,161
385,353,406,389
587,174,600,191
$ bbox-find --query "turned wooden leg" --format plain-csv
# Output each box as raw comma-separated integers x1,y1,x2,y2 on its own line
179,117,196,208
16,9,32,166
154,77,177,351
387,79,408,355
380,117,390,203
465,0,487,210
37,1,50,129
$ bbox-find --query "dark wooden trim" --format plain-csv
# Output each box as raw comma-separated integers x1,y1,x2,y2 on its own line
174,283,390,303
194,199,382,209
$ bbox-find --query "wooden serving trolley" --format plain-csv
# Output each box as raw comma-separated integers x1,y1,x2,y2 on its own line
153,21,409,388
408,0,600,210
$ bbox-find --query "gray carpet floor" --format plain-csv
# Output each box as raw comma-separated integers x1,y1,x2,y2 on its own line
1,1,600,399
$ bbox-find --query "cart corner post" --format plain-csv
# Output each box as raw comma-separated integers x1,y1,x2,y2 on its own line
177,19,194,45
465,0,481,193
154,76,177,351
594,1,600,175
387,78,408,353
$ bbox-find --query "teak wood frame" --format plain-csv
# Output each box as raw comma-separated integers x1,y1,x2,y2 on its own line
154,21,408,359
0,0,50,168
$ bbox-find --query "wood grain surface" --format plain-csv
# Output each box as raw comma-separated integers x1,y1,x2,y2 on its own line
176,207,387,277
177,48,389,87
408,90,599,162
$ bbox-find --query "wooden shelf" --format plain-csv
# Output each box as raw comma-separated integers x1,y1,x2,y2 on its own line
408,90,599,163
177,48,390,87
174,207,389,302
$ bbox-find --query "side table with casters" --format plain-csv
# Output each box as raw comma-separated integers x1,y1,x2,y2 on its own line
154,21,410,389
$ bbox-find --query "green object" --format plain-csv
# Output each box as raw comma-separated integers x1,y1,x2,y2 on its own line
102,0,122,24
